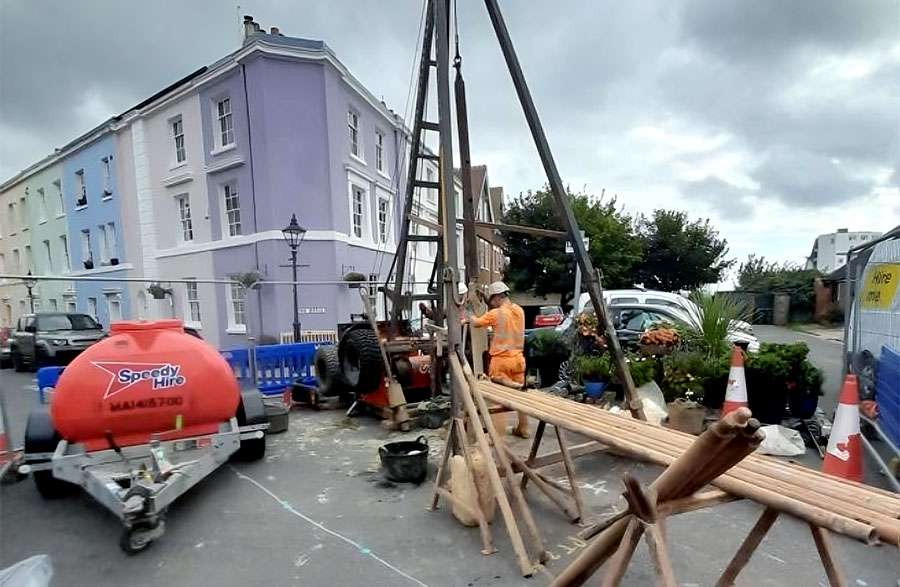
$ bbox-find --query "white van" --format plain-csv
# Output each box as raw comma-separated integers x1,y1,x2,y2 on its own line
574,289,754,333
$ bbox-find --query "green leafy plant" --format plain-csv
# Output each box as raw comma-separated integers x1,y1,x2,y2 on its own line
528,329,571,360
681,290,754,357
571,353,611,383
745,342,824,397
230,271,262,290
660,349,730,406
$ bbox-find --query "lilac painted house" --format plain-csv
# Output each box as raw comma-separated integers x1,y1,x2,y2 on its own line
113,20,409,348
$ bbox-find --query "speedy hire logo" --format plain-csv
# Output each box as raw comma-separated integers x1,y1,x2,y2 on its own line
92,362,187,399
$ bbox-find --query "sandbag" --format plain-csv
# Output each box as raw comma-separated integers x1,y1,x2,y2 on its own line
471,451,496,523
756,425,806,456
450,455,479,526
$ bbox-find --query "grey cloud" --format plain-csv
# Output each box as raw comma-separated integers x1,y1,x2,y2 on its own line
680,0,899,63
682,176,755,220
752,148,873,206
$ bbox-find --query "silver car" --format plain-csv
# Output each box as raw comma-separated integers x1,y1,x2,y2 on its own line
10,313,105,371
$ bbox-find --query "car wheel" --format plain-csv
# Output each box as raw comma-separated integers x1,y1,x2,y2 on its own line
12,349,27,372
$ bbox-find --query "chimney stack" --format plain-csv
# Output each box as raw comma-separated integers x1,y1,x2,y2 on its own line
270,26,280,35
243,15,256,40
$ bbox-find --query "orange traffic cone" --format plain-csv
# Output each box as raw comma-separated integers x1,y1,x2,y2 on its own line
721,345,748,417
822,375,863,482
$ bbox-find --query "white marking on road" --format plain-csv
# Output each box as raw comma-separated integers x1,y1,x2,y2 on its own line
195,542,205,548
231,467,431,587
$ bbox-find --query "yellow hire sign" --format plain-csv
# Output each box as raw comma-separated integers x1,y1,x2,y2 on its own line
860,263,900,309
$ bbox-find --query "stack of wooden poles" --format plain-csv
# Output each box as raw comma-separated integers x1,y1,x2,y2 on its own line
548,407,764,586
479,382,900,547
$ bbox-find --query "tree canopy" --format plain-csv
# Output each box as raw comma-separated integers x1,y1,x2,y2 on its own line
502,188,641,305
634,210,733,291
502,188,736,303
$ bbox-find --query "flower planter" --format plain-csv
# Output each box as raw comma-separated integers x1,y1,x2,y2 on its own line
788,392,819,420
668,398,705,435
640,343,673,357
584,381,606,399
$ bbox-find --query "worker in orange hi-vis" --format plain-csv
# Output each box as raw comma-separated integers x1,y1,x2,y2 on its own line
468,281,529,437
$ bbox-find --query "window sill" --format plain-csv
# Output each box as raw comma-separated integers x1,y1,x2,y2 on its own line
210,144,236,157
184,322,202,330
377,170,391,181
21,227,28,232
226,327,247,335
349,153,366,166
101,196,113,202
75,205,88,212
38,219,47,225
169,161,188,172
56,213,66,219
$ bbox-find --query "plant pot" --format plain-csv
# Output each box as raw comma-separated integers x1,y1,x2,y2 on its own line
668,398,706,435
640,343,672,357
788,392,819,420
536,359,563,388
584,381,606,399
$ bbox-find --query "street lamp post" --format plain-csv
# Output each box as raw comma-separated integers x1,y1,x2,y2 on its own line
24,271,37,313
282,214,307,343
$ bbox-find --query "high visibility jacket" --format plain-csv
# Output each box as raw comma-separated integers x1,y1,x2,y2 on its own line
472,300,525,357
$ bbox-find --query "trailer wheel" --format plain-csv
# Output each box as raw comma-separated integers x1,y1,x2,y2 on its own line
234,390,266,461
338,328,384,395
315,345,345,397
23,410,79,499
120,521,159,555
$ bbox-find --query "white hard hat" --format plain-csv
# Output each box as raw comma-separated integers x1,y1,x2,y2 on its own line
458,282,468,296
487,281,509,297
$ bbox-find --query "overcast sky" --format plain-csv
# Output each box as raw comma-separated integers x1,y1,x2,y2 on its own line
1,0,898,278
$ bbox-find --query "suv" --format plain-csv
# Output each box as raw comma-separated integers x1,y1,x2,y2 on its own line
10,313,105,371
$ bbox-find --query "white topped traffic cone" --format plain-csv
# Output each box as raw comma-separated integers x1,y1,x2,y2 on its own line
822,375,863,482
721,345,748,417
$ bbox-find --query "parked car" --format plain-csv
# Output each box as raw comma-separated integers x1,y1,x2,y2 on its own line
9,313,105,371
561,289,755,335
0,327,11,368
534,305,565,328
607,303,760,353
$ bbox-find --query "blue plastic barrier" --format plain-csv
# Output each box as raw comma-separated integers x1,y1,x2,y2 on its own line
876,345,900,449
222,342,328,396
36,366,65,405
33,342,327,403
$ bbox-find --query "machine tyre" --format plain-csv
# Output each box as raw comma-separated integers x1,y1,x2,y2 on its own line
234,390,267,461
12,348,27,372
24,410,79,499
338,328,384,395
315,345,346,397
120,521,159,555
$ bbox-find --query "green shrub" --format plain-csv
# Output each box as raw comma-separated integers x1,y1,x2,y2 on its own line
528,329,571,360
681,290,754,357
745,342,823,397
571,354,610,383
660,349,730,405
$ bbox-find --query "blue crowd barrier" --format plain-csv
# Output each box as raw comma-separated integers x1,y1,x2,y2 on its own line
876,345,900,449
36,342,329,403
222,342,328,396
36,366,66,405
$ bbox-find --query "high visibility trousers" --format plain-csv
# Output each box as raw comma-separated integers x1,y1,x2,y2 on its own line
487,354,526,384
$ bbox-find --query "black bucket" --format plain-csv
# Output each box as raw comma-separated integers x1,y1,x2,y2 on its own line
379,436,429,483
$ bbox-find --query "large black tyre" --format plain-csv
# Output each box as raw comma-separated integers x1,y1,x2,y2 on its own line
338,328,384,395
315,345,345,397
234,390,266,461
23,410,79,498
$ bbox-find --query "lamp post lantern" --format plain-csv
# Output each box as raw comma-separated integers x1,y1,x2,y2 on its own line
24,271,37,313
282,214,307,342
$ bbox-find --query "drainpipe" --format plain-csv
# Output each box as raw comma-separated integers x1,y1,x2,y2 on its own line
241,63,265,344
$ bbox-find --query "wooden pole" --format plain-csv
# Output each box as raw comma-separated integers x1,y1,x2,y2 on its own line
643,521,677,587
714,507,780,587
458,359,549,562
521,420,546,491
809,525,848,587
504,449,579,520
659,490,741,516
556,425,586,522
600,517,644,587
450,357,534,576
548,517,632,587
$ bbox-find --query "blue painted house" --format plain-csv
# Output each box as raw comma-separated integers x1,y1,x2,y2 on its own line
60,127,131,326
